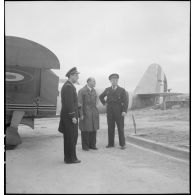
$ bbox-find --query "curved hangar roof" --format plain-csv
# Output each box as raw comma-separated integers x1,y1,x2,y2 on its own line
6,36,60,69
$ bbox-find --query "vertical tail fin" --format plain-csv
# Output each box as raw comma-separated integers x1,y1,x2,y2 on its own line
134,63,167,94
131,64,167,109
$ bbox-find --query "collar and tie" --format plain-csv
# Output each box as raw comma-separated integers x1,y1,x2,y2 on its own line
112,86,117,91
87,85,92,91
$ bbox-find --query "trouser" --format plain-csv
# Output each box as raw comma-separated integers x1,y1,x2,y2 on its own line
107,104,125,147
63,123,78,162
81,131,96,149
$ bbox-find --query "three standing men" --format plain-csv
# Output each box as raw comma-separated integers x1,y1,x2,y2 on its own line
58,67,81,164
58,67,128,164
78,78,99,151
99,74,128,149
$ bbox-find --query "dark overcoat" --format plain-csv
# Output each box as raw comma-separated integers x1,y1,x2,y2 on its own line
78,85,99,132
58,80,79,133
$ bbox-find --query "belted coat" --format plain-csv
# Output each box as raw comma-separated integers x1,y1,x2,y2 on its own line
78,85,99,132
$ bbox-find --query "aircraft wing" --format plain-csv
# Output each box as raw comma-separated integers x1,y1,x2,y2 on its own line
6,36,60,69
136,92,183,98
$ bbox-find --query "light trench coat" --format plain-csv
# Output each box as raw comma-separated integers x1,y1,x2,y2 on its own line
78,85,99,132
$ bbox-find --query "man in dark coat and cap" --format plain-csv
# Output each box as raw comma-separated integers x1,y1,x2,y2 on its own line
99,74,128,149
58,67,81,164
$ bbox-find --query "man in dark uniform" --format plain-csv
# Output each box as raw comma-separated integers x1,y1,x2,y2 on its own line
58,67,81,164
99,74,128,149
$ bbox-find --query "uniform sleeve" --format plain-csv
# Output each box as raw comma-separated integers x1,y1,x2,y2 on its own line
99,88,107,105
78,89,83,117
61,85,76,118
121,89,129,113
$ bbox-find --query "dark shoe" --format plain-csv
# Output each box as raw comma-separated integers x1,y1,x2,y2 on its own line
72,159,81,163
106,145,114,148
120,145,126,150
82,148,89,151
90,147,98,150
64,160,73,164
65,159,81,164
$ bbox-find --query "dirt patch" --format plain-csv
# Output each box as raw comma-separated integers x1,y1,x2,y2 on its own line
125,107,189,149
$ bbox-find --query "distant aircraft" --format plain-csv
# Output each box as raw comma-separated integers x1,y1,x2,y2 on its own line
57,63,183,114
97,63,184,112
5,36,60,149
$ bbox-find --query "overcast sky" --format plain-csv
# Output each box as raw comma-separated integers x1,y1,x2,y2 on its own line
5,1,190,93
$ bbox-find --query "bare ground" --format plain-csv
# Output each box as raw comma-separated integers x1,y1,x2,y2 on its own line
125,107,189,149
6,119,189,194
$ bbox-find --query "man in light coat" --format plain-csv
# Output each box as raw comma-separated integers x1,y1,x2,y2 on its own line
78,77,99,151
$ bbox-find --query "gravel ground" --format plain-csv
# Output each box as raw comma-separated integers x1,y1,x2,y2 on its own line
123,107,189,149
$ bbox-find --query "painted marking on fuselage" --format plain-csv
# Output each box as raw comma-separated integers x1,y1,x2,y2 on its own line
6,69,33,84
6,72,24,81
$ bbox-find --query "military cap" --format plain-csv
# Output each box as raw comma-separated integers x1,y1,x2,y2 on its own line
109,73,119,80
66,67,80,78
